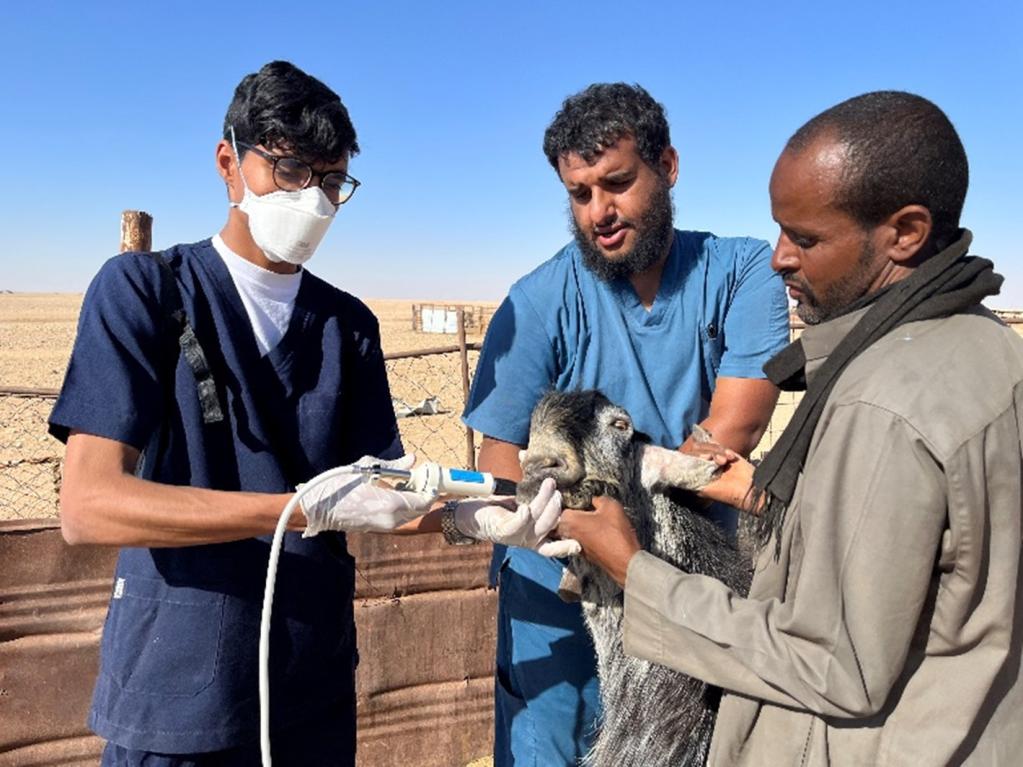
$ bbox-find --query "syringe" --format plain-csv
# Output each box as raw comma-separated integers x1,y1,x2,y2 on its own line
354,461,518,498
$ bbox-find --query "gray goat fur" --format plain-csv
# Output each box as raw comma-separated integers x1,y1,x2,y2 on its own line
516,390,752,767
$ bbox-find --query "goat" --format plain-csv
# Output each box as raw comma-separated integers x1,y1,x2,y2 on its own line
516,389,752,767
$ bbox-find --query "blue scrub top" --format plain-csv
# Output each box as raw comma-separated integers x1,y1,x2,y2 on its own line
464,229,788,449
464,229,788,571
49,240,401,753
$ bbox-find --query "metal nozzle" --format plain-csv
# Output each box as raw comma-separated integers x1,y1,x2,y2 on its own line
355,464,412,481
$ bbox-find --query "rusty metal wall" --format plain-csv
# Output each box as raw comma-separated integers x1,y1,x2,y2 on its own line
0,520,496,766
0,520,114,766
350,534,496,766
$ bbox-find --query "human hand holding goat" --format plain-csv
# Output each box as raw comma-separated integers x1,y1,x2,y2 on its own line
558,497,640,587
451,476,581,556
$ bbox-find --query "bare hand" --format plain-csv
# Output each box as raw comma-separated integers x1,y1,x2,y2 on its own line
680,439,740,468
697,455,759,513
557,497,641,588
679,429,760,513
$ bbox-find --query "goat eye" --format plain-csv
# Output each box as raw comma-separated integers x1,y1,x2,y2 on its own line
612,419,630,431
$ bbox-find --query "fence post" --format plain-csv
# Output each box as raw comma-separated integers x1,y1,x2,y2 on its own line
120,210,153,253
456,307,476,469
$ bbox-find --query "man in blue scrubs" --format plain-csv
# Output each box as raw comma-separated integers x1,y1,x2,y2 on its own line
463,83,790,765
49,61,434,766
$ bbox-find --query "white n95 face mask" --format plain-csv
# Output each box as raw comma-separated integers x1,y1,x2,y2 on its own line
229,130,337,265
232,185,336,265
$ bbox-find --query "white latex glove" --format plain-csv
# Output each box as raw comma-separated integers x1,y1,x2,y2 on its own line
453,477,581,557
300,454,436,537
639,442,720,492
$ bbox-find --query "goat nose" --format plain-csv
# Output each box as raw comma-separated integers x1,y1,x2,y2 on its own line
521,452,565,475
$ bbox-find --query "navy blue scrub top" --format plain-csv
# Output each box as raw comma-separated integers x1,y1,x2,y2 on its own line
49,240,402,753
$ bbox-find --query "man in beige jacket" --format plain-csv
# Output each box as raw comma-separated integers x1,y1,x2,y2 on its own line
559,90,1023,765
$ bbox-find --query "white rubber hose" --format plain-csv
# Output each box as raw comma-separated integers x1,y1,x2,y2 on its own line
259,466,357,767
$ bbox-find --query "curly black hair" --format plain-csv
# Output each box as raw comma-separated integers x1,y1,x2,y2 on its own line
786,91,968,247
542,83,670,172
224,61,359,164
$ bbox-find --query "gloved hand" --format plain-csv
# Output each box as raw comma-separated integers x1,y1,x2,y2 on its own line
300,455,436,537
453,477,581,557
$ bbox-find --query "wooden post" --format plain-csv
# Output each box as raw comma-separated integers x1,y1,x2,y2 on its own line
120,210,153,253
457,307,476,469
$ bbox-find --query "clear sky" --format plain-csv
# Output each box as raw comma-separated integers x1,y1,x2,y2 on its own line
2,1,1020,306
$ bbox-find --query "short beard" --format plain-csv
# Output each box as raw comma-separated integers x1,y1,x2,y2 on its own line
572,179,675,282
793,237,877,325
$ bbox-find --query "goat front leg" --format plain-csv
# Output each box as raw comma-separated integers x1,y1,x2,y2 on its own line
639,443,720,492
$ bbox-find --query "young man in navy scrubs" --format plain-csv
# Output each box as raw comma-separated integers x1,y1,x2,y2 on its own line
53,61,571,765
49,61,447,766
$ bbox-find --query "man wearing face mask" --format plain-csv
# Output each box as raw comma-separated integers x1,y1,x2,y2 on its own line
48,61,567,766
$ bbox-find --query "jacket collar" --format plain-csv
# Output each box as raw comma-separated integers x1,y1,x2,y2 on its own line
801,307,870,384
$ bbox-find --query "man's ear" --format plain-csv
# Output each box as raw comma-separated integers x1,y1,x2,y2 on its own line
880,204,933,264
658,146,679,187
215,140,242,202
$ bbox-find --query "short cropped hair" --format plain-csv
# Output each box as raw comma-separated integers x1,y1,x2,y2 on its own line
543,83,670,172
787,91,968,245
224,60,359,164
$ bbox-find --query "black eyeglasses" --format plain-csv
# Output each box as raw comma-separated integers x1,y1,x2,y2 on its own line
236,142,361,206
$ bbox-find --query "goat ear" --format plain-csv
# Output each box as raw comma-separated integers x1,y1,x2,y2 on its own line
632,429,653,444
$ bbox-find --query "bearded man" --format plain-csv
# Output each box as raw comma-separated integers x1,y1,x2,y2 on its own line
461,82,789,766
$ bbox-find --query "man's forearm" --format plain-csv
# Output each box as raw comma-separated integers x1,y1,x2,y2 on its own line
61,470,296,547
391,505,444,535
476,436,525,482
60,431,297,547
689,377,780,458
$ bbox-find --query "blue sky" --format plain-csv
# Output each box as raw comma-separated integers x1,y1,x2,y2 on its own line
2,1,1021,306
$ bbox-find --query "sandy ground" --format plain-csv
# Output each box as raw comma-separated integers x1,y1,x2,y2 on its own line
0,293,84,390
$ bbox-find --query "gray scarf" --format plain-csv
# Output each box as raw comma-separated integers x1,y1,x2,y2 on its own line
750,230,1003,555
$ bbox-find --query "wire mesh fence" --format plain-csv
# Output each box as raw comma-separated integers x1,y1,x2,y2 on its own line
387,347,481,470
0,390,62,520
0,345,807,522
